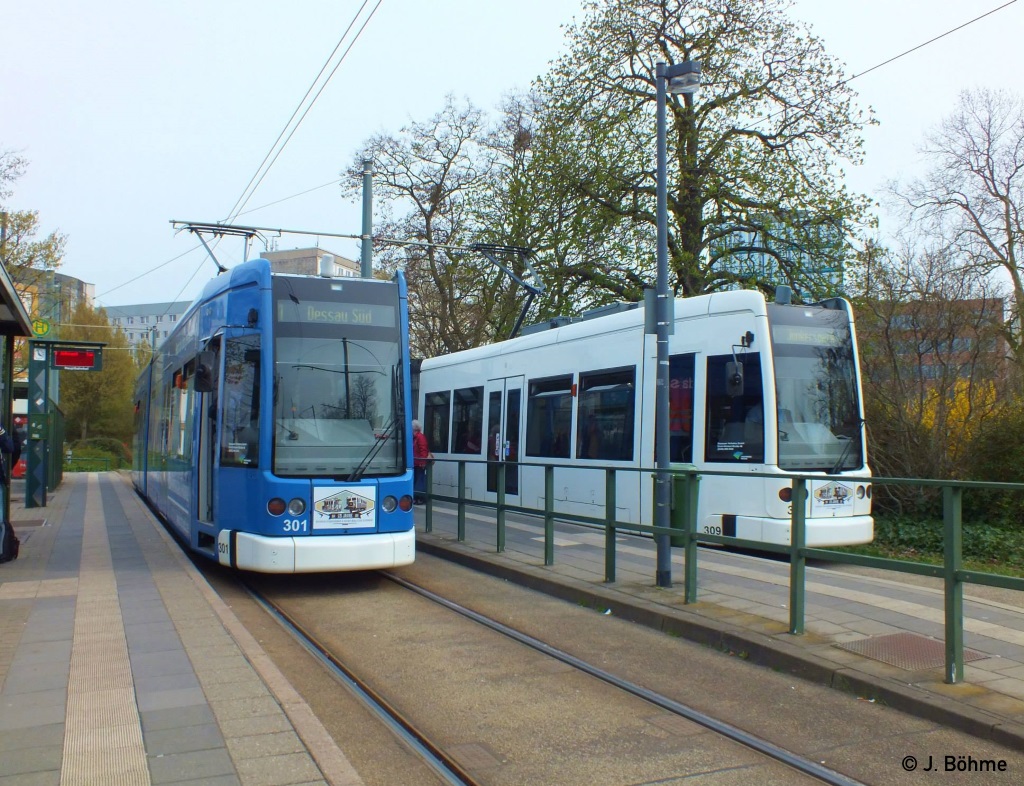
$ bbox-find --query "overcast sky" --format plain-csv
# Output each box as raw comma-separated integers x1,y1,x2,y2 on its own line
3,0,1022,308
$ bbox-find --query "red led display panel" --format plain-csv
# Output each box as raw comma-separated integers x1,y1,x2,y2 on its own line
52,349,98,369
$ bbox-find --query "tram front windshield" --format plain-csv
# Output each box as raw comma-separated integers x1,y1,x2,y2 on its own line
768,304,863,473
272,277,405,478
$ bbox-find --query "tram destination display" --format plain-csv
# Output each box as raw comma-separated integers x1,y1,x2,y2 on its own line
276,300,395,328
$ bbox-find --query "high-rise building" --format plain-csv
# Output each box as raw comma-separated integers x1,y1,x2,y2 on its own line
105,301,193,348
711,214,846,296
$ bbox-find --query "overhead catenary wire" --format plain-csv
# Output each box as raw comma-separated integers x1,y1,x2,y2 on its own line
215,1,1022,227
841,1,1016,87
94,1,1017,306
91,0,382,322
235,178,343,219
95,245,201,301
746,0,1018,129
224,0,385,223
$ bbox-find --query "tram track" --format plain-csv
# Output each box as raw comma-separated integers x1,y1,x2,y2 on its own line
381,571,864,786
240,567,866,786
242,577,481,786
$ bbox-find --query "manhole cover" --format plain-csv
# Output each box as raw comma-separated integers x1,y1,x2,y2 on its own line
836,632,986,671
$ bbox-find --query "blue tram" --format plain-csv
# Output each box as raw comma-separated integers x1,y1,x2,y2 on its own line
132,258,416,572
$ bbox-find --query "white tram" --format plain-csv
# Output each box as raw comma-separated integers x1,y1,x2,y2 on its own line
418,289,872,547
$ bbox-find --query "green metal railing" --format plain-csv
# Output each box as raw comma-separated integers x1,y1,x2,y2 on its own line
421,458,1024,685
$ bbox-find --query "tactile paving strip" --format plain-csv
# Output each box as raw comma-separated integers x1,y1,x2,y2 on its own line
835,632,986,671
61,475,149,786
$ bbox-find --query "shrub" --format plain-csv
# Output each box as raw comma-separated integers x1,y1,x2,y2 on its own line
962,405,1024,525
69,438,131,464
65,439,130,471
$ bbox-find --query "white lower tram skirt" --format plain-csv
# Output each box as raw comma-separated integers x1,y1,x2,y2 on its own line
217,528,416,573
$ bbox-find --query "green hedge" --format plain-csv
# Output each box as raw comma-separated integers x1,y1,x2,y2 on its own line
64,440,128,471
850,515,1024,575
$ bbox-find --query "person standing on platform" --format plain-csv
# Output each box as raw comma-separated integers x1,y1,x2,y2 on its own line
0,424,21,562
0,424,20,486
412,420,432,505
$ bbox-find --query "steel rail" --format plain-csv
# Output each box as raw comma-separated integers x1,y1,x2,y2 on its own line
383,572,866,786
242,581,481,786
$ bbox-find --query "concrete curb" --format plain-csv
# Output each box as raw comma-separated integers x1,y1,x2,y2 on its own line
417,532,1024,750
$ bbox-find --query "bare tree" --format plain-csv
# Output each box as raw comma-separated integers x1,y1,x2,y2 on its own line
854,240,1008,506
343,96,527,357
892,88,1024,380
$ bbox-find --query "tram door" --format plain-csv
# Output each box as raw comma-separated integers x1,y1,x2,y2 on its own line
484,376,523,500
196,340,221,526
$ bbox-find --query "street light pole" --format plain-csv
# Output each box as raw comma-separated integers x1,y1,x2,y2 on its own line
361,158,373,279
654,59,701,588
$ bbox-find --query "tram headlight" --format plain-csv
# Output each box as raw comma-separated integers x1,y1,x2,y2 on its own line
381,495,397,513
267,498,286,516
398,495,413,511
288,498,306,516
856,485,866,499
778,487,792,503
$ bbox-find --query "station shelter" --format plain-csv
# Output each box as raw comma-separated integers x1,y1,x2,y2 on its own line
0,261,33,523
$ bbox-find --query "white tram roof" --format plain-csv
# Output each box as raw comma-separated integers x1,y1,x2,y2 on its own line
422,289,770,371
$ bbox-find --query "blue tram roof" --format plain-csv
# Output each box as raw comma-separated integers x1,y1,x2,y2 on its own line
196,258,272,304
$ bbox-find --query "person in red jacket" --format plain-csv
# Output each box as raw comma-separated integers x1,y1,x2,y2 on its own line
412,420,431,504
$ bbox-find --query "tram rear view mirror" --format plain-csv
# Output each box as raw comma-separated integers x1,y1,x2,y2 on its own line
725,361,744,397
194,352,216,393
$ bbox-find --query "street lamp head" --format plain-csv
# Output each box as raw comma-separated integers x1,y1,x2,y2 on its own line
665,60,701,96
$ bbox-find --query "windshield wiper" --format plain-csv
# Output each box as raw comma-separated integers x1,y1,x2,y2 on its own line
830,418,864,474
276,418,299,440
347,416,397,482
348,364,404,482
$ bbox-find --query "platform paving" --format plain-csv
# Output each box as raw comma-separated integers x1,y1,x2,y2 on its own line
6,470,1024,782
0,473,363,786
415,501,1024,750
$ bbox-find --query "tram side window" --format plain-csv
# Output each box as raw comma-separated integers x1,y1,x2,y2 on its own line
576,367,635,462
166,366,193,465
151,380,166,459
451,386,484,454
174,362,195,465
705,353,764,463
669,354,696,463
220,335,261,468
525,375,573,458
424,391,450,453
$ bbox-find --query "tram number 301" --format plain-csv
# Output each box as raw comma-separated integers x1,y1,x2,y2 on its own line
283,519,308,532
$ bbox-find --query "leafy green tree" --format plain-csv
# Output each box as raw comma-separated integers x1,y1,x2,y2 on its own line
526,0,875,303
2,149,68,379
57,301,136,443
0,149,67,286
347,1,876,349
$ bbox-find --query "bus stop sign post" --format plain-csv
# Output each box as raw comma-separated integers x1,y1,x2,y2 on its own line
26,341,50,508
25,340,106,508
